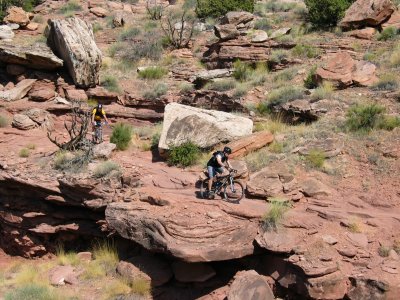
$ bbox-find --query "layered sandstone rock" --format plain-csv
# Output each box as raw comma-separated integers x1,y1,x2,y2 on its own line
47,18,102,88
225,131,274,159
158,103,253,150
0,25,15,40
227,270,274,300
4,6,30,27
0,79,36,102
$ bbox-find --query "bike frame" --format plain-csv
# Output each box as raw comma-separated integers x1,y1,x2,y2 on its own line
212,171,236,194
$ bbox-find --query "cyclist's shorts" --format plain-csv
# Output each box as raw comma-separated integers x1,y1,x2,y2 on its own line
207,166,223,178
94,120,102,126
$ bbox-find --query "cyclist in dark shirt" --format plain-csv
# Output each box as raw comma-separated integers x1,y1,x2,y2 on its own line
206,146,233,199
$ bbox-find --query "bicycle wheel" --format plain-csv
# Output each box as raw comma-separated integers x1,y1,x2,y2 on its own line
200,179,209,199
223,181,244,203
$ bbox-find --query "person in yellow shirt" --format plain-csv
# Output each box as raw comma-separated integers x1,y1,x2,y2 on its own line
91,104,109,143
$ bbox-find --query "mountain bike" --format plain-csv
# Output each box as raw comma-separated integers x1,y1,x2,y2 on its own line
200,169,244,203
92,121,105,144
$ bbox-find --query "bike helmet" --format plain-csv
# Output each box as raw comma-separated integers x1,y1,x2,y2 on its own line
97,104,103,109
223,146,232,154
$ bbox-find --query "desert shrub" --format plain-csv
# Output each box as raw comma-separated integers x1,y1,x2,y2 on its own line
4,284,55,300
92,240,119,274
0,114,8,127
345,103,385,132
268,86,304,106
179,82,195,93
378,245,391,257
119,27,141,41
273,68,297,82
101,75,122,93
377,26,399,41
389,49,400,67
233,84,249,98
371,73,398,91
122,30,163,61
196,0,255,18
262,198,291,230
111,123,133,150
269,141,284,153
122,0,139,3
129,278,151,295
244,148,274,172
92,22,103,33
60,0,82,15
143,83,168,100
254,118,287,134
348,221,362,233
138,67,167,80
168,141,200,167
107,42,123,58
306,149,326,168
56,246,81,266
376,115,400,130
311,81,334,101
93,161,121,178
53,151,72,170
146,0,164,20
26,143,36,150
232,60,253,82
206,79,237,91
104,280,131,299
269,50,289,64
264,0,297,12
19,148,30,158
184,0,197,9
363,51,377,62
254,18,272,30
304,0,354,27
291,44,321,58
304,66,318,89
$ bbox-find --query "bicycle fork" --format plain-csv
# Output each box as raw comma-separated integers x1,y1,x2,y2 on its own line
229,177,236,193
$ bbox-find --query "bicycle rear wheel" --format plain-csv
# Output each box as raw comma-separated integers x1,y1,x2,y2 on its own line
223,181,244,203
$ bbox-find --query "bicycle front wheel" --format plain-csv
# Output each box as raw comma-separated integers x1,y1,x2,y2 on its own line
223,181,244,203
200,179,209,199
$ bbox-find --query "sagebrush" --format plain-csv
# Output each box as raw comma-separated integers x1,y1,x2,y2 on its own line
168,141,200,167
111,123,133,150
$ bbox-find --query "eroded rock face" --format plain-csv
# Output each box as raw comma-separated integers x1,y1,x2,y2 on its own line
4,6,30,27
172,261,216,283
226,131,274,159
340,0,395,29
227,270,274,300
28,80,56,102
48,18,102,88
105,199,260,262
12,114,37,130
0,44,63,70
158,103,253,150
0,79,36,102
0,25,15,40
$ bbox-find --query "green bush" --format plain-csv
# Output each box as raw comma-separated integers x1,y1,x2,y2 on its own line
371,74,398,91
376,115,400,131
19,148,30,158
253,18,272,30
269,50,289,64
143,83,168,100
93,161,121,178
232,60,253,82
196,0,255,18
345,104,385,132
273,68,297,82
311,81,334,101
101,75,122,93
206,79,237,91
304,66,318,89
138,67,167,80
268,86,304,106
306,149,326,168
377,26,399,41
291,44,321,58
5,284,55,300
60,0,82,15
304,0,354,27
0,114,8,127
119,27,141,41
122,30,163,61
262,198,291,230
263,0,297,12
168,141,200,167
110,123,133,150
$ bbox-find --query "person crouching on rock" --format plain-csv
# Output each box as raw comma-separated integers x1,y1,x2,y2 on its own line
206,146,233,199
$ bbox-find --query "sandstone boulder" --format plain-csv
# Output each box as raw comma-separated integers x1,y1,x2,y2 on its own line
382,10,400,29
172,261,216,283
227,270,274,300
158,103,253,150
49,265,76,286
276,99,327,123
65,88,88,102
117,255,173,287
221,11,254,26
93,142,116,159
314,52,378,88
0,79,36,102
112,10,134,27
340,0,395,29
349,27,376,39
251,30,268,42
0,25,15,40
296,138,344,158
25,22,39,31
214,24,240,40
225,131,274,158
12,114,37,130
90,7,108,17
86,86,119,104
306,271,347,300
301,178,332,197
4,6,30,27
270,27,291,39
347,277,389,300
28,80,56,102
191,69,232,85
25,108,54,131
0,44,63,70
48,18,102,88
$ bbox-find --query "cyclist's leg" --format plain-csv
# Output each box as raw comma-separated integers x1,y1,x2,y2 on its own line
207,166,215,192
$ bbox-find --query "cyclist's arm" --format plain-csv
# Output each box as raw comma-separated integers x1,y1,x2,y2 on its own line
104,113,109,124
91,111,95,123
216,155,224,167
226,159,233,170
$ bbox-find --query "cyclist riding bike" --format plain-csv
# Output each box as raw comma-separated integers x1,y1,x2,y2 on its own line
206,146,233,199
91,103,109,130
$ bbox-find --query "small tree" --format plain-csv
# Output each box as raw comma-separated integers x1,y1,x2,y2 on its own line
196,0,255,18
161,8,196,49
146,0,167,20
304,0,354,27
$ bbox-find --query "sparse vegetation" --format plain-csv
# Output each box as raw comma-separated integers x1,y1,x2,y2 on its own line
304,0,354,27
196,0,255,18
269,50,289,64
130,277,151,295
262,198,291,230
101,75,122,93
377,26,399,41
269,141,284,153
143,82,168,100
378,245,391,257
93,161,121,178
60,0,82,16
179,82,195,93
304,66,318,89
146,0,165,20
119,27,141,41
305,149,326,168
311,81,334,101
267,86,304,106
56,246,81,266
138,66,167,80
345,103,386,132
0,114,9,127
253,18,271,30
110,123,133,150
376,115,400,131
92,240,119,275
206,79,237,91
292,44,321,58
371,73,398,91
161,8,196,49
122,30,163,61
232,60,253,82
19,148,30,158
1,1,42,21
348,221,362,233
4,284,57,300
273,67,297,83
245,148,275,172
168,141,200,167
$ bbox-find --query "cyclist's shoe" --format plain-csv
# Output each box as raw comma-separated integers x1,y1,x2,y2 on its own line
208,191,215,199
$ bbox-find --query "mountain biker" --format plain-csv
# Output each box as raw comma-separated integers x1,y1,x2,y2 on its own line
206,146,233,199
91,103,109,131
